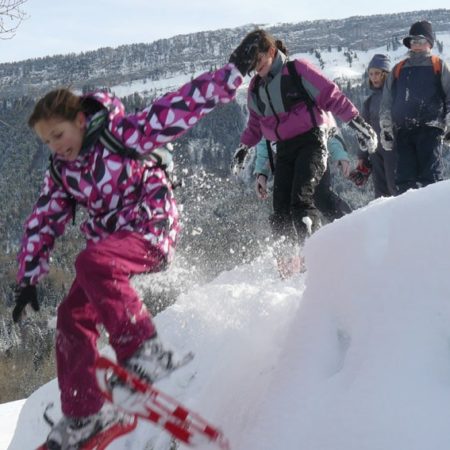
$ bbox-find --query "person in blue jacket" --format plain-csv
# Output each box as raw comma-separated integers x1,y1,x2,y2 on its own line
380,20,450,194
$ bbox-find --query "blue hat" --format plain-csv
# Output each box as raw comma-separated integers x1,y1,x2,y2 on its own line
368,54,391,72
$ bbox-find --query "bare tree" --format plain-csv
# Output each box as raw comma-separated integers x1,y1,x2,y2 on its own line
0,0,27,39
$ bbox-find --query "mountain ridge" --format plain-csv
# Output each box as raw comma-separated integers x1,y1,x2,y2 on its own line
1,8,450,98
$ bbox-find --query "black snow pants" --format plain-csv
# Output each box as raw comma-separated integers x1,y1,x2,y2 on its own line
269,128,329,247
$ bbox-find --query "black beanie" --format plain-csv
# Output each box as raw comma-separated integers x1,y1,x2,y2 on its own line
403,20,434,48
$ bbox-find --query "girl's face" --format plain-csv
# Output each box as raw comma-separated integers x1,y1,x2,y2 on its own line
34,112,86,162
368,68,386,89
255,47,277,77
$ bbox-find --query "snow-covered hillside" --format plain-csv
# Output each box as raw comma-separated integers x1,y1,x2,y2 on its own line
110,32,450,99
5,179,450,450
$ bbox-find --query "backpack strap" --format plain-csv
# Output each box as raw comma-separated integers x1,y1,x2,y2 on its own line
393,59,407,79
394,55,441,78
431,55,442,75
286,60,318,128
251,75,266,115
98,128,143,160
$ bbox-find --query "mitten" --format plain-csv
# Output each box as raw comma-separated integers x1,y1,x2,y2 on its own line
255,174,268,199
231,144,250,175
349,160,372,187
348,116,378,153
12,284,39,323
229,36,260,76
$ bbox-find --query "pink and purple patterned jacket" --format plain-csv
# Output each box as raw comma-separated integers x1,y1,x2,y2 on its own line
17,64,242,286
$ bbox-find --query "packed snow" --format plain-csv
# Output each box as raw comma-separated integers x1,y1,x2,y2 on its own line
4,179,450,449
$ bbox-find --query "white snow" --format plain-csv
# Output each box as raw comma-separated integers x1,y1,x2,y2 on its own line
4,180,450,449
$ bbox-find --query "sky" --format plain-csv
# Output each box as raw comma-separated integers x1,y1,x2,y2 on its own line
5,178,450,449
0,1,449,63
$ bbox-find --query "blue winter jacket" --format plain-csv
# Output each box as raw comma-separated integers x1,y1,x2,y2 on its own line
380,51,450,131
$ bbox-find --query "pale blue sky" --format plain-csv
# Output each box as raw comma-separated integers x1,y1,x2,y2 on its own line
0,1,449,63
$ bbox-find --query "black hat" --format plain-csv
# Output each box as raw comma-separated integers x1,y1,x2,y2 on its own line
403,20,434,48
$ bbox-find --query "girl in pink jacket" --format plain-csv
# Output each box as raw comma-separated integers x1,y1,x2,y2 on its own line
12,64,242,448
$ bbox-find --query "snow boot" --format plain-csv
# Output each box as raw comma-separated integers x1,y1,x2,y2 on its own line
46,405,122,450
123,334,194,384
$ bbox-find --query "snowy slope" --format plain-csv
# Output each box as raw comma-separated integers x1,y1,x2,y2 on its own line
5,180,450,449
109,32,450,99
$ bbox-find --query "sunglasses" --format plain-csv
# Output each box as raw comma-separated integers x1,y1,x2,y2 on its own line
409,36,428,46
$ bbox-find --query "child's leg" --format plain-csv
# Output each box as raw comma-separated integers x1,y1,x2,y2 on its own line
416,126,444,187
270,150,296,243
395,129,418,193
56,231,164,416
56,278,104,417
74,231,163,363
289,132,326,243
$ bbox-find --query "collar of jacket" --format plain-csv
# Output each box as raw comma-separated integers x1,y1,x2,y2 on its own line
262,50,287,82
369,84,383,92
79,110,108,157
407,49,432,61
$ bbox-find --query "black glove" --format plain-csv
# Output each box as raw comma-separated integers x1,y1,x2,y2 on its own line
231,144,250,175
12,285,39,323
349,160,372,187
229,36,260,76
348,116,378,154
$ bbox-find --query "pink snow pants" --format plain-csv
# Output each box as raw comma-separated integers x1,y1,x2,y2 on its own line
56,231,164,417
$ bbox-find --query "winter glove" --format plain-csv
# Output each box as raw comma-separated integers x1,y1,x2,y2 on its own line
229,36,260,76
231,144,250,176
380,129,394,151
348,159,372,187
255,174,268,200
348,116,378,154
12,284,39,323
